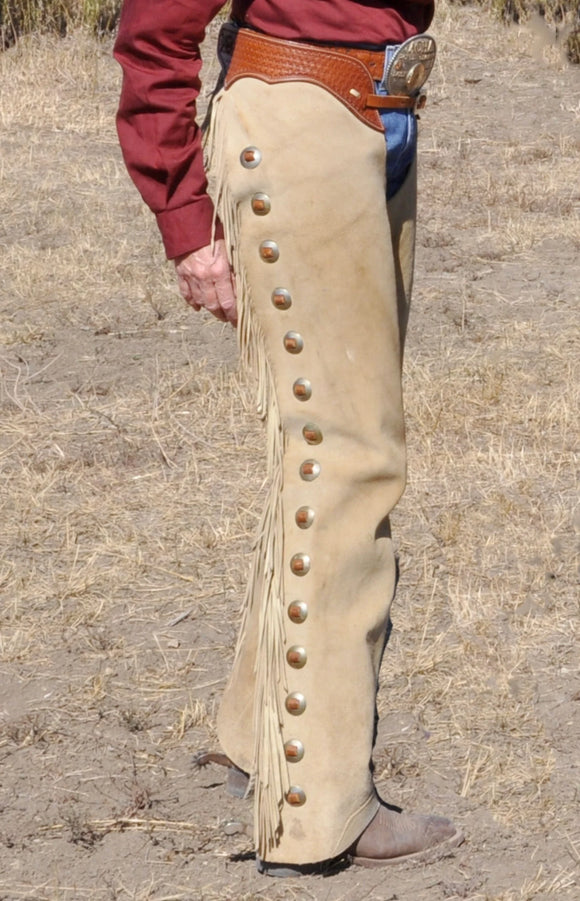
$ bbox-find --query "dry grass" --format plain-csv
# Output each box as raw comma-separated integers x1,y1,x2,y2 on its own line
449,0,580,63
1,6,579,901
1,0,121,45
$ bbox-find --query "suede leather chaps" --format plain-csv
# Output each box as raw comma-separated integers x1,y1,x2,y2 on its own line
207,75,417,864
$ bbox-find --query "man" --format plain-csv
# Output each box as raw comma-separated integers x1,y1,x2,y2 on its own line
114,0,463,876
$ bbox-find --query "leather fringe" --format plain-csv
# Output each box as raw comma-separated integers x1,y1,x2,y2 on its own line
205,92,290,858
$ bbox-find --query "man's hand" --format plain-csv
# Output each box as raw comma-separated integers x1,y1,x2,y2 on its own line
175,239,237,326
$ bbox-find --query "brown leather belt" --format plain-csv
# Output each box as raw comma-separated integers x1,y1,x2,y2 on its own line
224,29,420,133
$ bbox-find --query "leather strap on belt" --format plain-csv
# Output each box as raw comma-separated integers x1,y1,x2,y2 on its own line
368,93,426,112
225,29,418,133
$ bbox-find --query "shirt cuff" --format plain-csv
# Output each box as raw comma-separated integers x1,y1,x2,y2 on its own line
156,196,225,260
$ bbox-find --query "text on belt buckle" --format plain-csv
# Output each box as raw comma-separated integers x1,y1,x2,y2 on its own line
383,34,437,96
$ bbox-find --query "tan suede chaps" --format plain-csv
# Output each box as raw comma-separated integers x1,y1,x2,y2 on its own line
206,76,417,865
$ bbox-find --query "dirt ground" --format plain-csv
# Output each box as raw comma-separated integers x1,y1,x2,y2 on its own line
0,4,578,900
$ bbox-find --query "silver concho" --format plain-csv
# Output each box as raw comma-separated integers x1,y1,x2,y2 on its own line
283,331,303,353
286,786,306,806
240,146,262,168
251,192,271,215
288,600,309,622
286,645,307,669
259,240,279,263
384,35,436,97
284,739,305,762
295,506,315,529
285,692,307,715
299,460,320,481
290,552,311,575
302,424,322,445
272,288,292,310
293,378,312,401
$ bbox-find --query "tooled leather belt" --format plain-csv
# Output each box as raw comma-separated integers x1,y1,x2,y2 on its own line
224,28,423,133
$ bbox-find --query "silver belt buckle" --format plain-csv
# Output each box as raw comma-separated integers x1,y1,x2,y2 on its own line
383,34,437,96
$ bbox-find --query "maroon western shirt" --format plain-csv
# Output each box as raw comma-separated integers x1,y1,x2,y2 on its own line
114,0,434,259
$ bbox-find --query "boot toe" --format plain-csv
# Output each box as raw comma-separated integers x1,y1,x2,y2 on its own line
351,805,464,866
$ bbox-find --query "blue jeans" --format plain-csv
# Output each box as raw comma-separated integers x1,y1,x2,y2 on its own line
380,45,418,200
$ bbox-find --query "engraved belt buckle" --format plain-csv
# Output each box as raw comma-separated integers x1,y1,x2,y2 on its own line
383,34,437,98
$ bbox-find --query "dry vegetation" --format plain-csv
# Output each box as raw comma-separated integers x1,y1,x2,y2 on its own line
488,0,580,62
0,3,579,900
0,0,121,45
0,0,578,59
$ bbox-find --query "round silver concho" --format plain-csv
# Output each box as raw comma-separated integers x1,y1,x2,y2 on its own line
259,240,279,263
299,459,320,481
283,331,303,354
251,192,271,215
240,146,262,168
286,786,306,806
302,424,322,445
290,552,311,576
284,739,305,763
288,600,309,622
385,34,437,96
285,692,307,715
286,645,307,669
293,378,312,401
295,506,315,529
272,288,292,310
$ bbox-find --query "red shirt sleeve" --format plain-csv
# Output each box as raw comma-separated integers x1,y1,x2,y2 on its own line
114,0,227,259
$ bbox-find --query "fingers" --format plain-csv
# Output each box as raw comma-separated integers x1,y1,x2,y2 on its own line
175,239,237,326
214,267,238,326
175,272,201,311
